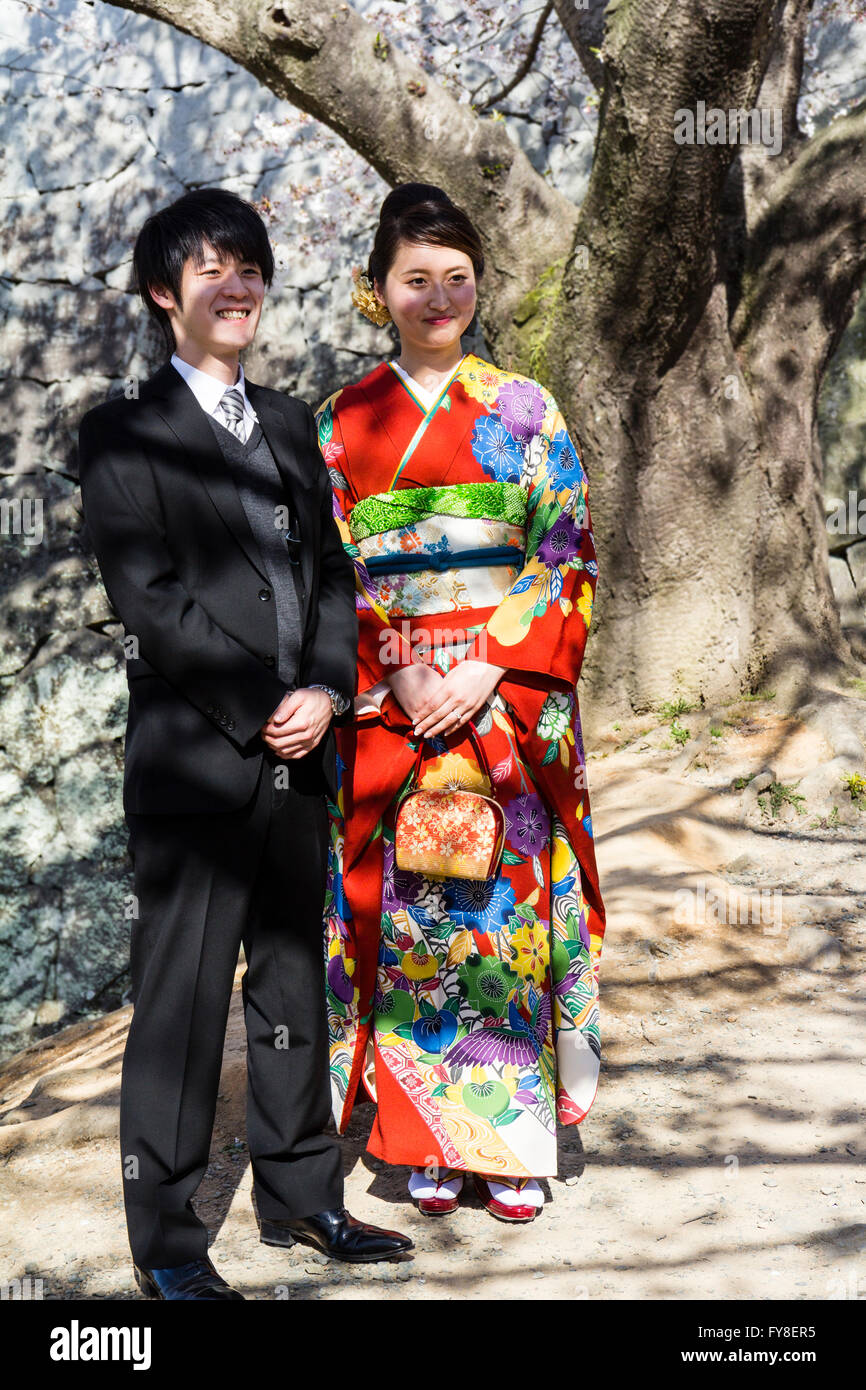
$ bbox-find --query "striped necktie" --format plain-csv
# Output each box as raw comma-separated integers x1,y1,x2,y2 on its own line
216,385,247,441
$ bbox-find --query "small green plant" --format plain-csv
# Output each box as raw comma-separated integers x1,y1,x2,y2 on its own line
843,772,866,809
757,781,807,820
657,697,694,750
659,697,695,720
732,775,754,790
809,805,841,830
710,725,724,739
742,688,776,702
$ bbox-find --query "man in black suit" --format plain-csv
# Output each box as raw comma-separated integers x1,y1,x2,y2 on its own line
77,188,412,1300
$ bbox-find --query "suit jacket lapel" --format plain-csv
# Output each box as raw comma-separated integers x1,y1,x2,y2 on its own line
145,363,318,614
147,362,269,582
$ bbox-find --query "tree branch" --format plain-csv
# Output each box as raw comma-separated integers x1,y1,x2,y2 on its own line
558,0,777,374
551,0,607,90
752,0,814,157
478,1,554,113
718,0,815,329
103,0,578,337
732,96,866,391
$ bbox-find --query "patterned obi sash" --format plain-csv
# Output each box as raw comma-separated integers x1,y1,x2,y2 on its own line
350,482,527,618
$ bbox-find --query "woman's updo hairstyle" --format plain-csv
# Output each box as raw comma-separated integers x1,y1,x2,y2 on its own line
351,182,484,326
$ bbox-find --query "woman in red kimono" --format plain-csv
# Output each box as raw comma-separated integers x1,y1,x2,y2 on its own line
315,184,605,1223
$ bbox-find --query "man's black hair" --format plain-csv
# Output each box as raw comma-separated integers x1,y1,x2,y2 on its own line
131,187,275,353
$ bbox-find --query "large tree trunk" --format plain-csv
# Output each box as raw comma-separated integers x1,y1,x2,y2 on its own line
538,283,845,716
535,0,866,715
102,0,866,721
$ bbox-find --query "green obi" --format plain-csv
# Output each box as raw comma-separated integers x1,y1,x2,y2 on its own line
349,481,528,542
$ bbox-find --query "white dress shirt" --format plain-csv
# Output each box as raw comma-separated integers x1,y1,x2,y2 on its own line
170,352,258,443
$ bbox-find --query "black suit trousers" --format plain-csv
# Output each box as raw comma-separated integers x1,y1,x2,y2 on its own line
120,751,343,1269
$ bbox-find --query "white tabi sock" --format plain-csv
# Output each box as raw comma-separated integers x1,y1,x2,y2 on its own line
408,1168,465,1201
486,1177,545,1209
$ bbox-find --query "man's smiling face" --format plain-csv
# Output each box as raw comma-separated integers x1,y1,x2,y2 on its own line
149,240,265,366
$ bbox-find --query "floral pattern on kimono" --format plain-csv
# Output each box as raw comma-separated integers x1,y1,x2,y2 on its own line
315,353,606,1177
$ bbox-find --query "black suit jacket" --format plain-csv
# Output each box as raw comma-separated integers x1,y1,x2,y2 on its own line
77,361,358,814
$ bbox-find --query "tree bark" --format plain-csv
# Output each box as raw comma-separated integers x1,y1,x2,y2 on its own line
105,0,577,334
102,0,866,721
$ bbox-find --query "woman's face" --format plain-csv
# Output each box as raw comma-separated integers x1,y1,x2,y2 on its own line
375,240,476,352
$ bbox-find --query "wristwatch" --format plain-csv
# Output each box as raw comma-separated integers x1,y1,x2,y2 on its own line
309,683,351,716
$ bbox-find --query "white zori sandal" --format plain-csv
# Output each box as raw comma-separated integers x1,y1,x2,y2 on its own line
408,1166,465,1216
473,1174,544,1222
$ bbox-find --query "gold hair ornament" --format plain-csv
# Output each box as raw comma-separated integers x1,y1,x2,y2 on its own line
351,266,392,325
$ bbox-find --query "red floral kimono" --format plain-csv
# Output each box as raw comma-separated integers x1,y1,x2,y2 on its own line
314,353,605,1178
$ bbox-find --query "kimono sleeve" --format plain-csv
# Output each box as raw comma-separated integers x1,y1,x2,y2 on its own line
314,392,416,694
464,386,599,688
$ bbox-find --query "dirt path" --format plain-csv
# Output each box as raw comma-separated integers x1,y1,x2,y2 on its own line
1,686,864,1300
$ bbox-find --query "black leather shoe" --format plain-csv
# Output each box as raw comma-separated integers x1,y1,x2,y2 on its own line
259,1206,414,1263
133,1257,245,1300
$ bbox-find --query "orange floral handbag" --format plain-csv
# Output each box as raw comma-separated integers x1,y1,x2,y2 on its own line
394,720,506,882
